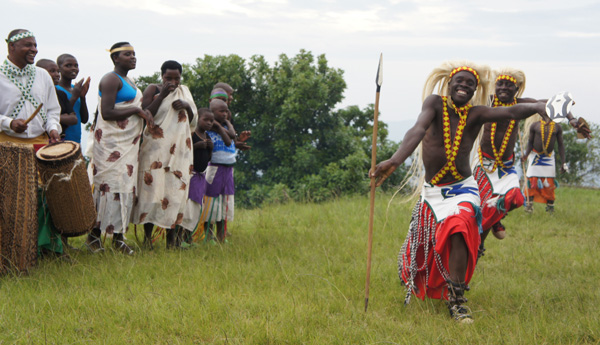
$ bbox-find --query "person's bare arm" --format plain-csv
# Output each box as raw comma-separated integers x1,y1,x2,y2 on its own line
99,74,144,121
523,124,535,161
556,125,566,167
65,78,90,124
60,112,78,126
79,97,89,124
212,122,232,146
142,84,171,116
370,94,438,186
222,119,236,139
476,101,548,125
172,99,196,123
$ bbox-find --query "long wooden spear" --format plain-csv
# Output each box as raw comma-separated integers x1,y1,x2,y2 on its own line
365,53,383,312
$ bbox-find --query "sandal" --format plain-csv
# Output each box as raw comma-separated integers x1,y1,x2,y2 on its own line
85,237,105,254
113,240,134,255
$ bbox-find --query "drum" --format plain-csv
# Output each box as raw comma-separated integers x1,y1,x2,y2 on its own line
0,142,38,274
35,141,96,237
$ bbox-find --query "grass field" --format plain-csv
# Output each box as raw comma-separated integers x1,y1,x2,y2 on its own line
1,187,599,344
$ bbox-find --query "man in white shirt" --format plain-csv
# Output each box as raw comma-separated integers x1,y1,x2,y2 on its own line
0,29,63,260
0,29,61,144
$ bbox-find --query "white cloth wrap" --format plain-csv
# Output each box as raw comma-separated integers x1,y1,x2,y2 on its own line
132,85,198,229
90,88,144,233
421,176,481,223
477,156,521,196
526,151,556,178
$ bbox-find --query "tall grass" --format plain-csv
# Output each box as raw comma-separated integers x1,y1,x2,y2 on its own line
0,187,599,344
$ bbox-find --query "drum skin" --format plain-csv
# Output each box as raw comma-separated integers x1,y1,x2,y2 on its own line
36,141,96,237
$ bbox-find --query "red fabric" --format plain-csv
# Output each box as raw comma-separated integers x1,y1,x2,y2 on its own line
477,171,524,231
526,177,556,203
474,165,524,231
400,201,480,301
33,144,46,152
480,188,524,231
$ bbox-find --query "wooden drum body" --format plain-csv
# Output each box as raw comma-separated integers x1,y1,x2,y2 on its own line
0,142,38,274
36,141,96,237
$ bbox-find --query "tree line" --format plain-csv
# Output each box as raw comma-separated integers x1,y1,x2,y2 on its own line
135,50,599,207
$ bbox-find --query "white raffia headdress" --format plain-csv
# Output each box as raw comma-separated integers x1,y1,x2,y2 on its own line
398,61,491,200
491,67,526,100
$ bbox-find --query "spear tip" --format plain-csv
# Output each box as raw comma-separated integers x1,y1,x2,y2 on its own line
376,53,383,89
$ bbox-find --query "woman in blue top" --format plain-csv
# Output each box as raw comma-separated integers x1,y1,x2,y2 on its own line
56,54,89,143
86,42,153,255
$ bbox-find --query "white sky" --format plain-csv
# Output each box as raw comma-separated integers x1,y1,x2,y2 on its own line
3,0,600,138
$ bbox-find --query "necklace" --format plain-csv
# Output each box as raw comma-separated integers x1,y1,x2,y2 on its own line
479,95,517,173
430,97,471,185
540,120,555,155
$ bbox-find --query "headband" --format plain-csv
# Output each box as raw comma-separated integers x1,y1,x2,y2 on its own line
106,46,135,54
6,31,34,43
210,91,229,100
495,74,517,85
449,66,480,85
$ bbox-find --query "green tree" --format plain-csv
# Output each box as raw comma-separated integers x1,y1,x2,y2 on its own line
334,104,408,190
134,73,160,93
558,122,600,186
138,51,409,206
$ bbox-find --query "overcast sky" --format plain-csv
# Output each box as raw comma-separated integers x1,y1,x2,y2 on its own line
3,0,599,139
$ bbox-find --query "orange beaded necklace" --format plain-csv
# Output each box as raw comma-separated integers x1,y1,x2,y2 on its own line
430,96,471,185
478,95,518,173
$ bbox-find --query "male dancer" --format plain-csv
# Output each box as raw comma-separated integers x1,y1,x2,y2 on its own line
523,115,566,213
475,69,592,255
473,68,531,256
371,61,549,323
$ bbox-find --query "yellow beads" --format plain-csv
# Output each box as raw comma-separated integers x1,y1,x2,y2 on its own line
540,120,555,155
430,97,471,185
495,75,517,85
449,66,480,85
478,95,517,173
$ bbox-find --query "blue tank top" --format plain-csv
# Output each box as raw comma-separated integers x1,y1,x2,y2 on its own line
56,84,82,143
207,125,236,165
98,72,137,103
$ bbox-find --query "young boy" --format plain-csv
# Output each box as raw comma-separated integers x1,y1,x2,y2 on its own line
210,86,251,151
209,88,229,105
56,54,90,143
181,108,214,241
204,99,236,242
36,59,78,133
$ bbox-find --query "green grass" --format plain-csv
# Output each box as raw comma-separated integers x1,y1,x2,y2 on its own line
1,187,599,344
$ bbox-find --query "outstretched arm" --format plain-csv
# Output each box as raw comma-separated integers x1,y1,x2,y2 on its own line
477,101,548,125
566,112,592,139
370,95,437,186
